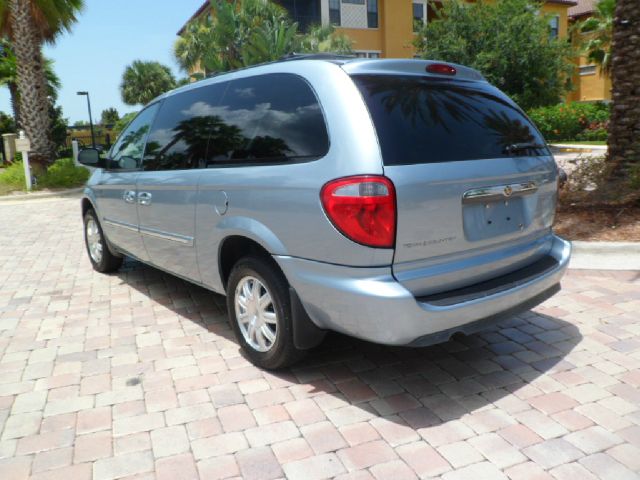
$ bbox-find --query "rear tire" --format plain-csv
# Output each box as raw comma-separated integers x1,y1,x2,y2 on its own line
226,256,304,369
83,209,123,273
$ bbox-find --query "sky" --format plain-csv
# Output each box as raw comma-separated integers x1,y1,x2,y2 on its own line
0,0,206,123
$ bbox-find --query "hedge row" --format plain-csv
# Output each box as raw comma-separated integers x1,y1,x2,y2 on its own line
527,102,610,142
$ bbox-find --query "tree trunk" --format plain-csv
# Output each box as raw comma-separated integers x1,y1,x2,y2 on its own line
8,0,55,169
8,82,21,129
607,0,640,191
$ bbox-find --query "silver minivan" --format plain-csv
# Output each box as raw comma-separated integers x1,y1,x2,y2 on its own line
79,56,571,369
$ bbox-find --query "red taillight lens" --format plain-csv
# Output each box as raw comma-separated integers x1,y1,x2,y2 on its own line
321,175,396,248
426,63,457,76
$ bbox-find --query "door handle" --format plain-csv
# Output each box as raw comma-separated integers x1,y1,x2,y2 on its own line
137,192,152,206
123,190,136,204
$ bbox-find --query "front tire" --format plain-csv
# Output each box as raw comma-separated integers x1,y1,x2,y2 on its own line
226,256,303,369
83,209,123,273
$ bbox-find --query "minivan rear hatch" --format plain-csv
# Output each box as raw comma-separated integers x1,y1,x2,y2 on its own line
351,71,558,297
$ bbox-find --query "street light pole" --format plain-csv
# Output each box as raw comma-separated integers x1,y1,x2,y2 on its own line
77,91,96,148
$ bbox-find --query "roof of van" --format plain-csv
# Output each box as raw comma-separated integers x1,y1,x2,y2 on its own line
153,57,486,104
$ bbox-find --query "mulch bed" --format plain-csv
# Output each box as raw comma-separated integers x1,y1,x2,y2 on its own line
554,203,640,241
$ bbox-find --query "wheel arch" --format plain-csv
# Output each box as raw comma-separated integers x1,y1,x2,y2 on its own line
218,235,279,291
81,196,96,217
81,195,121,258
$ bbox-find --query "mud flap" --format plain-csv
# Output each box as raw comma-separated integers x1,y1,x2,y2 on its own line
290,287,326,350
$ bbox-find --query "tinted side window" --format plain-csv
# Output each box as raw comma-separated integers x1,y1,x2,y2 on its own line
143,83,228,171
109,104,159,170
352,75,549,165
206,73,329,166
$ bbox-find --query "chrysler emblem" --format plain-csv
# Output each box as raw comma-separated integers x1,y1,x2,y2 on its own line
503,186,513,197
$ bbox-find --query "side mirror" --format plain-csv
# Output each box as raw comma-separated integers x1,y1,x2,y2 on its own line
78,148,104,167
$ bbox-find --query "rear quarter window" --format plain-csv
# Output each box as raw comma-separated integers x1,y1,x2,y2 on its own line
206,73,330,166
352,75,549,165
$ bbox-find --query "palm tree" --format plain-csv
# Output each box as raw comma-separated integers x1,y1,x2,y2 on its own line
299,24,353,54
242,19,299,65
606,0,640,192
0,39,61,129
174,17,216,78
579,0,615,75
0,0,84,168
120,60,177,106
174,0,297,75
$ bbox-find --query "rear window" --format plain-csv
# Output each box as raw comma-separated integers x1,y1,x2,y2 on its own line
352,75,549,165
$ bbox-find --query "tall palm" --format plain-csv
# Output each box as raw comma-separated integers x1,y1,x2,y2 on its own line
606,0,640,192
0,0,84,168
120,60,177,106
579,0,615,75
0,38,61,128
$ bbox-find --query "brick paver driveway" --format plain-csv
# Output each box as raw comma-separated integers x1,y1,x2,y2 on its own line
1,196,639,480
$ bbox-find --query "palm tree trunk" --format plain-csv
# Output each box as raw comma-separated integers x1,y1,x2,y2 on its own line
8,82,21,128
607,0,640,189
8,0,56,169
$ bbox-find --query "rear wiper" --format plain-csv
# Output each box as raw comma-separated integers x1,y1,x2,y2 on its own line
504,143,547,154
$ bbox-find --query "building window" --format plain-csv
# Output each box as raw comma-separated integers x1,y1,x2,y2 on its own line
355,50,381,58
329,0,341,25
343,0,365,3
579,65,597,76
549,15,559,39
413,2,426,32
367,0,378,28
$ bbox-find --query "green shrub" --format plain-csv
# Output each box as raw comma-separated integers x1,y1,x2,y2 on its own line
39,158,90,188
527,102,610,141
576,121,609,141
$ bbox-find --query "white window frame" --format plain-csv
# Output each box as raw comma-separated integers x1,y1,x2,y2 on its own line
354,50,382,59
413,1,428,32
549,15,560,39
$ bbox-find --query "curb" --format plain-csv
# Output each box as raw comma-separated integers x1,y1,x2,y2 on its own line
569,241,640,271
551,144,607,154
0,187,84,203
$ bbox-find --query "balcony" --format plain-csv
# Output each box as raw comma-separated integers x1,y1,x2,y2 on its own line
275,0,322,31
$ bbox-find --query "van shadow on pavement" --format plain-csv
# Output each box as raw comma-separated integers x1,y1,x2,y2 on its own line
115,257,582,431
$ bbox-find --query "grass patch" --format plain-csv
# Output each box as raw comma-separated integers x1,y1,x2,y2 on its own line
0,182,19,196
0,158,90,194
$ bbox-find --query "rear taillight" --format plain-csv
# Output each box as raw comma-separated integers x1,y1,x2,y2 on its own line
321,175,396,248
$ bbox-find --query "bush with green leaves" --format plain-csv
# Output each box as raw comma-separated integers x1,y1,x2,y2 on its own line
38,158,90,188
527,102,610,141
414,0,575,110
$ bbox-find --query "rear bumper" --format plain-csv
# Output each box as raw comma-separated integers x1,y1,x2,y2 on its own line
275,234,571,346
